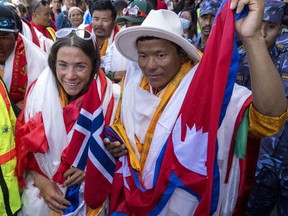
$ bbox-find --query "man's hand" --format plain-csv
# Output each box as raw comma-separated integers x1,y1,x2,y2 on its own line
231,0,287,117
230,0,264,40
104,138,128,158
63,166,86,187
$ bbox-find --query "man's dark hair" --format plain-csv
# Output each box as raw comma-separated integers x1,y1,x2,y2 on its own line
28,0,50,17
90,0,117,21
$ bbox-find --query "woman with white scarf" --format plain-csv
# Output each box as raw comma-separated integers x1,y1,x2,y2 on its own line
16,28,119,216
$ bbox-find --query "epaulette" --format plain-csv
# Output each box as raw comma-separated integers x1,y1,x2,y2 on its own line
276,43,288,53
238,44,246,56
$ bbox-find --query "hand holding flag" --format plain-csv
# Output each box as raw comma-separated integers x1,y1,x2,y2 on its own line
231,0,264,39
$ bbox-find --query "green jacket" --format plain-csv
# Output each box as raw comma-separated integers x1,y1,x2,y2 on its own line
0,78,21,216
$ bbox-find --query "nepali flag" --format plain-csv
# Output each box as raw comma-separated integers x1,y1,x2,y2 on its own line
174,0,239,214
108,0,248,215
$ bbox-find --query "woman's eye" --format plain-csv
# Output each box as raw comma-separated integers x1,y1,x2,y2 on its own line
75,64,87,71
78,64,86,68
57,63,67,68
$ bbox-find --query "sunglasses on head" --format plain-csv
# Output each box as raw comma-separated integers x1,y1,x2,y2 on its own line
122,6,147,18
56,28,92,40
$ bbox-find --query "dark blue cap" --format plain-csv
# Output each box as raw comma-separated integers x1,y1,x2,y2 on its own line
0,5,18,33
263,0,285,24
200,0,221,17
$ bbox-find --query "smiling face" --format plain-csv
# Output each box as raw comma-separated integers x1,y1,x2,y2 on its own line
56,46,92,97
69,9,83,28
137,38,184,91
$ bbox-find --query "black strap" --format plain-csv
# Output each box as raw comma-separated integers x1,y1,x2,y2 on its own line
0,167,14,216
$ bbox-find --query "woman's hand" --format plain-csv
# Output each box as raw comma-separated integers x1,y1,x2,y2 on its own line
104,138,128,158
63,166,86,187
30,171,71,214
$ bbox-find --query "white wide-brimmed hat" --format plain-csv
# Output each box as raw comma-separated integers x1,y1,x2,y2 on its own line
115,9,201,62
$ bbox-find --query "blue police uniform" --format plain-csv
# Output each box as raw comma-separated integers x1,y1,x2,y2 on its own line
237,1,288,215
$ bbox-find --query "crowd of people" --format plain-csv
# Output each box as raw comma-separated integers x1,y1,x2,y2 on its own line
0,0,287,215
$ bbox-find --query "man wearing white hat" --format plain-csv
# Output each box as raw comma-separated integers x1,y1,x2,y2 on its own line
101,0,287,215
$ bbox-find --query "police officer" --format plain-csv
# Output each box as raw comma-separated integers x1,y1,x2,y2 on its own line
193,0,221,53
237,1,288,215
236,0,286,90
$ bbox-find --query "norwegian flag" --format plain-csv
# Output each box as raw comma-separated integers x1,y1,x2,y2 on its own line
83,81,117,209
108,0,247,215
57,80,116,213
